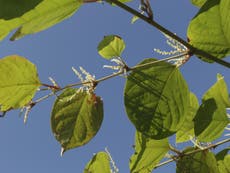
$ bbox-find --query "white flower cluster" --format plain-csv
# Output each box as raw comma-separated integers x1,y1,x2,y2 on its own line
154,33,189,67
103,57,127,75
72,66,96,94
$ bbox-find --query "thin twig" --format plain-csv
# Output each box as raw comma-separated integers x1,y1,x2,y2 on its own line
154,138,230,169
108,0,230,68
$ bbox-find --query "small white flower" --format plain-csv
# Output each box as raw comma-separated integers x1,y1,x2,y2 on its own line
103,57,128,75
72,66,96,94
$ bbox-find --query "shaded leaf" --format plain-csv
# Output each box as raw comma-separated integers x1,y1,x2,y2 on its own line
216,148,230,173
130,132,169,173
97,35,126,59
187,0,230,61
176,92,199,143
84,152,111,173
194,74,229,142
0,0,82,41
124,58,190,139
190,0,207,7
0,55,41,111
51,88,103,153
177,148,220,173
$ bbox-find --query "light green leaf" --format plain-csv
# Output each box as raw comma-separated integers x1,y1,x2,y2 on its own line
176,92,199,143
97,35,126,59
177,148,220,173
216,148,230,173
203,74,230,107
190,0,207,7
217,155,230,173
187,0,230,61
84,152,111,173
51,88,103,154
0,0,82,41
131,11,144,24
0,55,41,111
130,132,169,173
194,74,229,142
124,58,190,139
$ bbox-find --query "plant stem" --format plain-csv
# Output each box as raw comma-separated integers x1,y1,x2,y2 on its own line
108,0,230,68
154,137,230,169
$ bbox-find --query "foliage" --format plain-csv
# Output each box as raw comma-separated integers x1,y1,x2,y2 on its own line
0,0,229,173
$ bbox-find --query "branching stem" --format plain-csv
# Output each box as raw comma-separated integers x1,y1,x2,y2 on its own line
108,0,230,68
155,138,230,169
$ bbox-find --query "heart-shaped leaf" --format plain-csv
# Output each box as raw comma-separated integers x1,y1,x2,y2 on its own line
51,88,103,154
194,74,229,142
0,55,41,111
97,35,126,59
187,0,230,61
124,58,190,139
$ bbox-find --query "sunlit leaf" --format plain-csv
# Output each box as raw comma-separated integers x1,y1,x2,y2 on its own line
177,148,220,173
0,55,41,111
187,0,230,61
216,148,230,173
190,0,207,7
97,35,126,59
203,74,230,107
124,58,190,139
130,132,169,173
84,152,111,173
51,88,103,154
176,92,199,143
194,74,229,142
0,0,82,41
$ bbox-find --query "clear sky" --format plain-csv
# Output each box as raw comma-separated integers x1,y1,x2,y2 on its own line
0,1,229,173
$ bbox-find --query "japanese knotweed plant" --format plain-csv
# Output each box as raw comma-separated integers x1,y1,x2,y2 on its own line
0,0,230,173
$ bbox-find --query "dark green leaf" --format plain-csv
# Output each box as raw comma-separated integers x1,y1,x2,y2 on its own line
176,92,199,143
0,55,41,111
97,35,126,59
177,148,220,173
51,88,103,154
130,132,169,173
124,58,190,139
84,152,111,173
187,0,230,61
194,74,229,142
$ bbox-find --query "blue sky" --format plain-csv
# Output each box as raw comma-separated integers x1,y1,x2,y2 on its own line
0,1,229,173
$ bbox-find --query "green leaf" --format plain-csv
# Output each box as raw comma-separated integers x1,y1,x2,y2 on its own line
216,148,230,173
194,74,229,142
0,0,82,41
177,148,220,173
124,58,190,139
0,55,41,111
203,74,230,107
130,132,169,173
187,0,230,61
84,152,111,173
51,88,103,154
176,92,199,143
190,0,207,7
97,35,126,59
